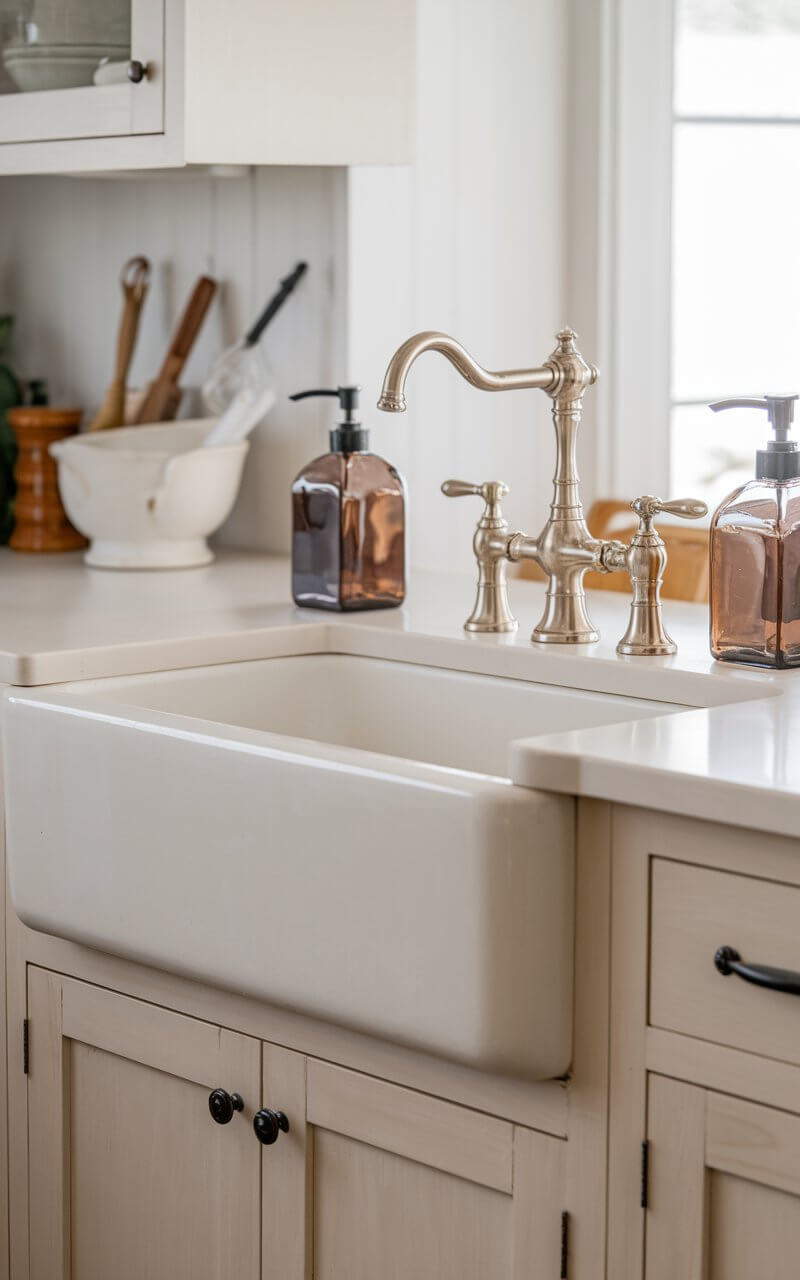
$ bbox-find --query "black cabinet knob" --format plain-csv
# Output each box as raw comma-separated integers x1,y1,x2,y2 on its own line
208,1088,244,1125
253,1108,289,1145
127,60,148,83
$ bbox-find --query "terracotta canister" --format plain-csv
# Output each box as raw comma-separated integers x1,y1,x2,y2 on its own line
7,407,88,552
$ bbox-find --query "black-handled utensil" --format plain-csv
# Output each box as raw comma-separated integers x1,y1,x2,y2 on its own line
245,261,308,347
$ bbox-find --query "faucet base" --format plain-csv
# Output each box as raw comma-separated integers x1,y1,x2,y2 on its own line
531,586,599,645
533,627,600,645
465,619,519,635
616,603,677,657
617,637,676,657
464,580,518,633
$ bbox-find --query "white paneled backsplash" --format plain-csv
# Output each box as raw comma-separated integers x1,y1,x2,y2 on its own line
347,0,580,578
0,166,347,553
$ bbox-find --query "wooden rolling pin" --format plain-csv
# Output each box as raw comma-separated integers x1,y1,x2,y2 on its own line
135,274,218,424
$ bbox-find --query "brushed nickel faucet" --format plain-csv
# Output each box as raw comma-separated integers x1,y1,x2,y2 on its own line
378,327,707,652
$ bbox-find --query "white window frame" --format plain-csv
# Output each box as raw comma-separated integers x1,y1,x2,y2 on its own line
607,0,675,499
579,0,676,505
589,0,800,506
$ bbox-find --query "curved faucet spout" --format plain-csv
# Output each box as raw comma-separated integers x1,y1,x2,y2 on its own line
377,330,555,412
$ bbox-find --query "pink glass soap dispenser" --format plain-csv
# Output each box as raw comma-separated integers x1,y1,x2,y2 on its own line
709,394,800,668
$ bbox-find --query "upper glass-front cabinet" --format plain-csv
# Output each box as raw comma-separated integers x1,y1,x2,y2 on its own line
0,0,163,148
0,0,415,173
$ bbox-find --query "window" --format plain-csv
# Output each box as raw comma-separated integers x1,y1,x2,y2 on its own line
670,0,800,507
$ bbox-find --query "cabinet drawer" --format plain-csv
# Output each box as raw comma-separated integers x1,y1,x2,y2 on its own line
650,859,800,1066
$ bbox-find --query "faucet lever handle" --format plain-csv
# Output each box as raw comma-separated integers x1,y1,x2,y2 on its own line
655,497,707,520
631,494,707,531
441,479,509,522
616,493,708,658
441,479,484,498
440,478,517,634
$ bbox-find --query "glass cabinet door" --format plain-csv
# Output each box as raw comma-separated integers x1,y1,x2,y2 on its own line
0,0,131,96
0,0,163,145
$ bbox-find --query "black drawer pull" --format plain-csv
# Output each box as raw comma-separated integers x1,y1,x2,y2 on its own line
714,945,800,996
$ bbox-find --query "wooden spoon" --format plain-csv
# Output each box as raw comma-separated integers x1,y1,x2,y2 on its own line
135,275,218,424
89,256,151,431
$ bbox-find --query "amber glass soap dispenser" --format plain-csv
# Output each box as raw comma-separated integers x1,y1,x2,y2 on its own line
709,394,800,667
290,385,405,611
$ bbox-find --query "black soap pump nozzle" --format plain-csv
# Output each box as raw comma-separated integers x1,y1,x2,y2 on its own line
289,385,368,453
710,393,800,480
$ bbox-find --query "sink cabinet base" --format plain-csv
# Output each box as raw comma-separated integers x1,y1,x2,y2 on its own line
8,796,800,1278
22,966,568,1280
5,798,613,1279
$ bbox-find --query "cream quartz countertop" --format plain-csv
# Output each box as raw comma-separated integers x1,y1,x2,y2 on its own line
0,546,796,837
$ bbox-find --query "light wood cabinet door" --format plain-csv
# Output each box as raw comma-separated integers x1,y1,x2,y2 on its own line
646,1074,800,1280
26,967,261,1280
259,1046,566,1280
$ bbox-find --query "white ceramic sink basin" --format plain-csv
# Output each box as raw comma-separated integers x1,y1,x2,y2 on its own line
3,654,680,1079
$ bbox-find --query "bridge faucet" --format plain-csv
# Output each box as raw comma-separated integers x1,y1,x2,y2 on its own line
378,327,621,643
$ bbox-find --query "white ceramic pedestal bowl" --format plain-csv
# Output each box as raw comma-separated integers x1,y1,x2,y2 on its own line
51,420,248,570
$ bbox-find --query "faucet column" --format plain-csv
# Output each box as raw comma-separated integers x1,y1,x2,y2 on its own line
513,328,605,643
548,328,595,520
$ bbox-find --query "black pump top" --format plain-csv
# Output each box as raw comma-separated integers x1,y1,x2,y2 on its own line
710,394,800,481
289,385,369,453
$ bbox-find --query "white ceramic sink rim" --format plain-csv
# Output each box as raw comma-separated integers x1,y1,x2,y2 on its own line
25,651,688,781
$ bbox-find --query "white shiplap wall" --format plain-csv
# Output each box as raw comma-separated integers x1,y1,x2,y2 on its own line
347,0,576,576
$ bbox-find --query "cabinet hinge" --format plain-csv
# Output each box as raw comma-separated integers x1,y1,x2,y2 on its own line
22,1019,29,1075
640,1139,649,1209
560,1209,569,1279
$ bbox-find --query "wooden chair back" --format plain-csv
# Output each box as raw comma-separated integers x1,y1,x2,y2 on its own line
515,499,710,603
